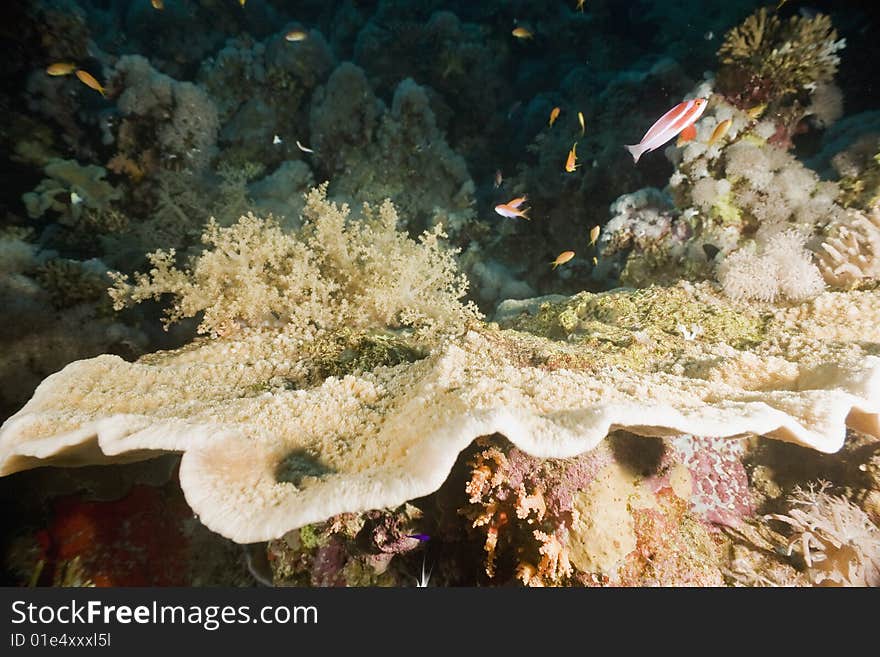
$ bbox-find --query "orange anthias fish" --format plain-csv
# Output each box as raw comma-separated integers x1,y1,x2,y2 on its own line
549,106,561,127
151,0,164,9
589,225,600,246
576,0,586,12
564,142,579,172
75,69,105,96
675,124,697,147
578,111,585,136
707,118,733,146
285,29,308,42
625,97,708,163
46,62,76,76
494,195,530,219
551,251,575,269
512,27,533,39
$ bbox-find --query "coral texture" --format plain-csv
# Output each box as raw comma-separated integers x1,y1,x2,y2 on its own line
2,283,879,543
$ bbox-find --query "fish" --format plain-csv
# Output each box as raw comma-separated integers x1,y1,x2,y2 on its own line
70,191,83,205
576,0,586,12
494,196,530,220
494,170,503,188
151,0,164,9
564,142,579,172
707,118,732,146
239,0,247,6
551,251,575,269
273,135,283,145
625,97,708,163
75,69,105,96
295,140,314,153
675,124,697,147
589,225,600,246
549,106,561,127
592,256,598,266
285,29,308,42
46,62,76,76
578,111,585,136
746,103,767,120
512,27,533,39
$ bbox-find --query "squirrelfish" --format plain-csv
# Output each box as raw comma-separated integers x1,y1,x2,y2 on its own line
549,106,560,127
564,142,579,172
589,225,600,246
707,118,732,146
512,27,533,39
551,251,575,269
285,29,308,42
151,0,164,9
578,111,585,136
46,62,76,76
494,195,530,220
75,69,105,96
625,97,708,163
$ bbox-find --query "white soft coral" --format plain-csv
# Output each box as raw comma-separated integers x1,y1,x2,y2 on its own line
767,481,880,586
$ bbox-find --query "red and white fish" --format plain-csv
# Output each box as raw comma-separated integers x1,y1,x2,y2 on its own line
625,98,708,163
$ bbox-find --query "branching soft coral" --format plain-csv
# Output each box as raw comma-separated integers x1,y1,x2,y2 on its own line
108,184,481,345
716,229,824,303
767,482,880,586
718,7,844,109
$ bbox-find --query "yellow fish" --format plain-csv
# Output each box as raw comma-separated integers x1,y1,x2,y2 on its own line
549,106,560,127
707,118,732,146
551,251,575,270
578,111,585,136
285,29,308,42
151,0,164,9
75,69,105,96
746,103,767,120
589,225,600,246
577,0,586,12
240,0,247,6
512,27,533,39
564,142,579,172
46,62,76,76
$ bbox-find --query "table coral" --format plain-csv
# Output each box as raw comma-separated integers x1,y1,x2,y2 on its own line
2,279,879,544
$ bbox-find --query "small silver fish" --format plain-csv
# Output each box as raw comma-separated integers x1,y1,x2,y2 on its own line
296,140,314,153
70,191,83,205
273,135,283,145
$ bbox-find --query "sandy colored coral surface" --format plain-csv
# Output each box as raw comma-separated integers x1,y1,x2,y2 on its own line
2,283,879,543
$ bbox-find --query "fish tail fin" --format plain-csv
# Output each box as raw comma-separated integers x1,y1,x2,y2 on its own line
521,208,531,220
625,143,644,163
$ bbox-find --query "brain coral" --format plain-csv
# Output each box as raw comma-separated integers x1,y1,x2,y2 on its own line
1,283,879,543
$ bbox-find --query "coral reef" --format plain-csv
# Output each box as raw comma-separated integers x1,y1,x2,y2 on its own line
2,279,879,544
108,185,480,342
767,482,880,586
717,7,845,134
22,159,121,226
